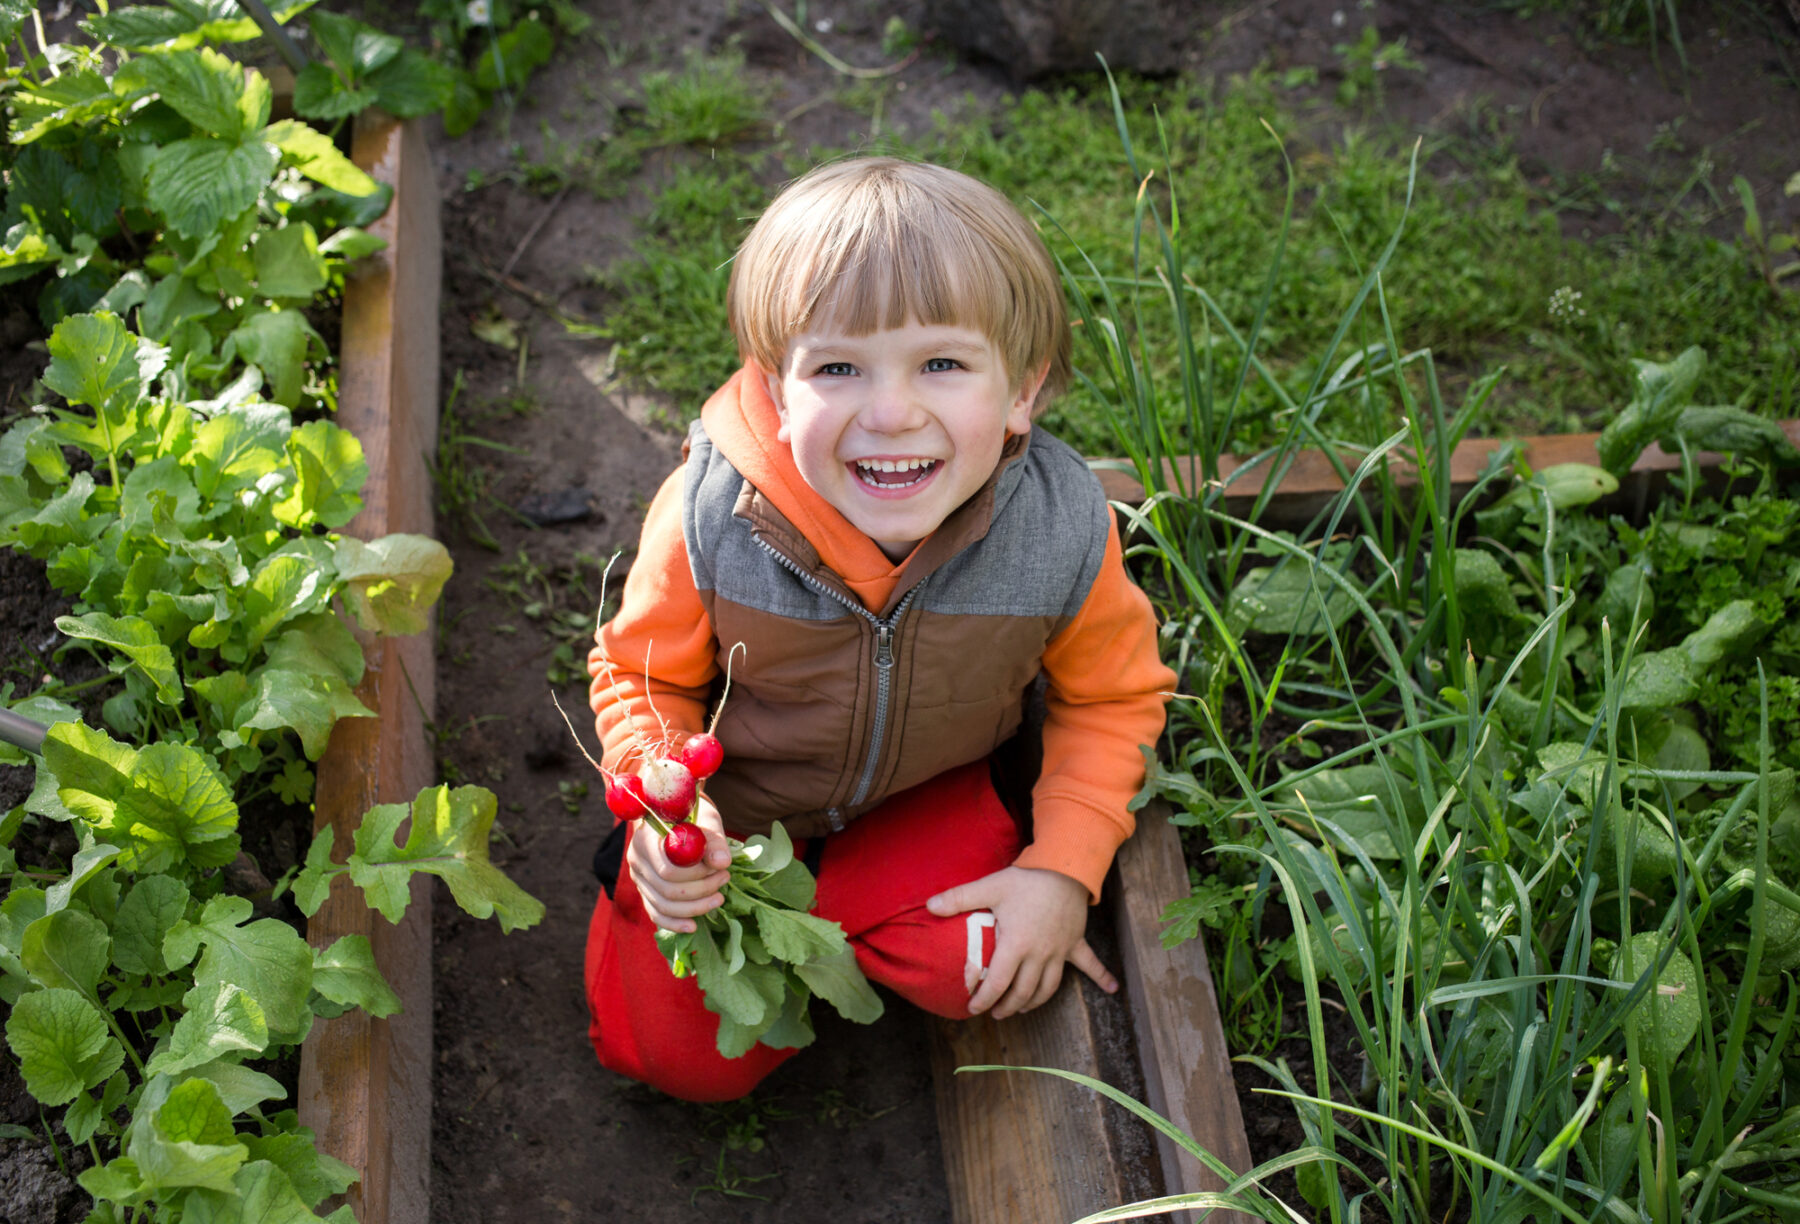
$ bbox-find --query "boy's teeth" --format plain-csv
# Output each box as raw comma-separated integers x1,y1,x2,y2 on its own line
855,458,936,487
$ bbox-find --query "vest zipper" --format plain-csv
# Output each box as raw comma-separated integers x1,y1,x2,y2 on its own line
751,538,921,812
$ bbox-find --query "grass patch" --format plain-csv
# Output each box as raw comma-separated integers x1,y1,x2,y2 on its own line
591,69,1796,455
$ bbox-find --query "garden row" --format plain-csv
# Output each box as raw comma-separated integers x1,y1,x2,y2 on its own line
0,10,539,1224
1063,78,1800,1221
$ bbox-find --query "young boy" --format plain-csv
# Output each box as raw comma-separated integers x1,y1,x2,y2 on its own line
585,156,1174,1102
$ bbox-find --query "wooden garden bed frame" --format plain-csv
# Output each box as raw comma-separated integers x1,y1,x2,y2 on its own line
296,109,441,1224
292,112,1794,1224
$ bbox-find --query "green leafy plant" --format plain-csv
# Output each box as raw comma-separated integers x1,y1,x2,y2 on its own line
1735,173,1800,288
1,8,393,409
291,8,456,125
0,10,541,1221
1049,68,1800,1221
1331,25,1425,109
656,823,884,1058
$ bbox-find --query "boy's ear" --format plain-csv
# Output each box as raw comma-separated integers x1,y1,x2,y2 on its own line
760,366,792,441
1006,362,1049,436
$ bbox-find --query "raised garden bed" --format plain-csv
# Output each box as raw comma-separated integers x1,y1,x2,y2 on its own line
297,108,442,1224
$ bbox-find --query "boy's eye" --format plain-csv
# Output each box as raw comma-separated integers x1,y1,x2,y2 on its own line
924,357,962,373
817,362,856,376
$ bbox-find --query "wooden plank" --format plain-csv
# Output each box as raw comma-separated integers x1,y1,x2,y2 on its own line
1094,421,1800,528
930,980,1140,1224
297,109,442,1224
1111,801,1255,1224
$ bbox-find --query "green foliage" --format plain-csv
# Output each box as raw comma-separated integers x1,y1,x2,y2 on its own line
593,71,1796,451
1080,67,1800,1221
0,22,394,409
656,824,882,1058
292,9,454,123
0,12,529,1223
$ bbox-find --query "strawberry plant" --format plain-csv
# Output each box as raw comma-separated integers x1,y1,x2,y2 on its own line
1,1,392,409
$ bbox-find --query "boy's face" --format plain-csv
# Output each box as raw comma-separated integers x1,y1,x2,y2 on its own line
763,319,1043,562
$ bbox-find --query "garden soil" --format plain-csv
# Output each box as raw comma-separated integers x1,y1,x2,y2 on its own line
3,0,1798,1221
421,4,1797,1222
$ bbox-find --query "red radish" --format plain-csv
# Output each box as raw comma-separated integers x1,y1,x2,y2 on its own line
676,733,724,779
605,773,649,820
663,821,706,867
639,756,697,820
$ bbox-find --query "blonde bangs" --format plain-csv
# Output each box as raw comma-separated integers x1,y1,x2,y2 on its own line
729,158,1072,408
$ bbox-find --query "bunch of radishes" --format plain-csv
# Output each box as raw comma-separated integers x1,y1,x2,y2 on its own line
603,732,724,866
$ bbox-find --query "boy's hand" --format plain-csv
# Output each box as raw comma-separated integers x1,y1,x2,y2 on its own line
925,866,1118,1019
625,794,733,933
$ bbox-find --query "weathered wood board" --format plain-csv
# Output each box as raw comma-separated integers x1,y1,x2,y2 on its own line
296,109,442,1224
931,799,1254,1224
1095,421,1800,529
1112,801,1255,1224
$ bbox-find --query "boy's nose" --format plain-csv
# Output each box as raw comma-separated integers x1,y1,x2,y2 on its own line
861,378,926,434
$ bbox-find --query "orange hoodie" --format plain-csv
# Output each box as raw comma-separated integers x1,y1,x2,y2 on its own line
588,369,1174,900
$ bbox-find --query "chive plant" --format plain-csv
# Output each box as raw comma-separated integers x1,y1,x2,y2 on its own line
1008,68,1800,1223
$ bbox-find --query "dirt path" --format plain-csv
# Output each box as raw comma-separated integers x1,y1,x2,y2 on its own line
416,2,1799,1221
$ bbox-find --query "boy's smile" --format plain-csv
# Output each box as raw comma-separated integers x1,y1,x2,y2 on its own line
764,320,1044,562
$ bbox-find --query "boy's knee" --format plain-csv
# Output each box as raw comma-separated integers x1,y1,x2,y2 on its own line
854,908,994,1020
595,1032,784,1103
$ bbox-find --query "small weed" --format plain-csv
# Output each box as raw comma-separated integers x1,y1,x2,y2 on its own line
809,1087,902,1128
485,548,613,684
557,778,588,814
689,1146,779,1204
636,46,772,149
1331,25,1425,108
880,16,918,58
430,369,529,551
1734,172,1800,287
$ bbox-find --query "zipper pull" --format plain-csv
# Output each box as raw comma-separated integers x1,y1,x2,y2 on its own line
875,624,894,668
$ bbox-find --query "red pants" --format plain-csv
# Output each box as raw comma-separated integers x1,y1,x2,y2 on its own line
584,760,1020,1102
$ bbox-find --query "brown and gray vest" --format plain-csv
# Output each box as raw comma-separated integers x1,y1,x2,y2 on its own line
683,421,1111,839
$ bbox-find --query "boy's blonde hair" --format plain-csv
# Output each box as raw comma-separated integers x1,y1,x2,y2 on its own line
728,157,1072,414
